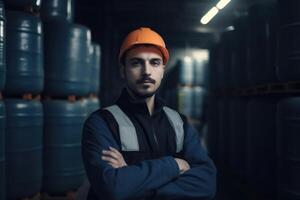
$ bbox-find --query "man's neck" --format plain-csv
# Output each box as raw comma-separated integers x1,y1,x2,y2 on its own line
145,95,155,116
126,88,155,116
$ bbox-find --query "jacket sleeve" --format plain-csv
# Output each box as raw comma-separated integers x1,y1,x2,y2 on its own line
155,123,217,200
81,112,180,200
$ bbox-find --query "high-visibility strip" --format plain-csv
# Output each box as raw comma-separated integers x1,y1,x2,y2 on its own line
104,105,139,151
163,106,184,153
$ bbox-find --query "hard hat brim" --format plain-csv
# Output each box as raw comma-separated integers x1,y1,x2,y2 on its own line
119,43,169,65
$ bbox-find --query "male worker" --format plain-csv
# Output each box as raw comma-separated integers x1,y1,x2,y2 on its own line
81,27,216,200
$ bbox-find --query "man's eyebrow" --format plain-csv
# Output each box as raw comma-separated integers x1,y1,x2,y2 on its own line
128,57,162,62
128,57,144,61
150,58,162,61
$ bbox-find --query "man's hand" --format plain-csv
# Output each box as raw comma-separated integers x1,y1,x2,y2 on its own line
174,158,190,174
102,147,127,168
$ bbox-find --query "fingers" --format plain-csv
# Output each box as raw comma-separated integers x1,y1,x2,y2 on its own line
102,155,124,168
101,147,127,168
109,147,122,156
174,158,190,174
102,149,120,160
101,155,119,165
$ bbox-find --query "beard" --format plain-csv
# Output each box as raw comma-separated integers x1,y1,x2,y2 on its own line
126,85,157,99
124,72,160,99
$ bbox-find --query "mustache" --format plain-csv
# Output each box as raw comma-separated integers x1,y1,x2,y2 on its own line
136,77,156,84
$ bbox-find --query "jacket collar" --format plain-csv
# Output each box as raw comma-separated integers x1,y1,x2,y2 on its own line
116,88,165,116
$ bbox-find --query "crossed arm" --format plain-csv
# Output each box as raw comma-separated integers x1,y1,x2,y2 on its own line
82,113,216,200
102,146,191,175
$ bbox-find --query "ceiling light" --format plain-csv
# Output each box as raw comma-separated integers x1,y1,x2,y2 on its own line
200,7,219,25
36,0,41,6
216,0,231,10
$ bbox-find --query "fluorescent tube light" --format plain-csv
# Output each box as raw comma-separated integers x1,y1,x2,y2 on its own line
201,7,219,25
216,0,231,10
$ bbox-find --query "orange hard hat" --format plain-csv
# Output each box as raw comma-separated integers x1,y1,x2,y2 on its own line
119,27,169,65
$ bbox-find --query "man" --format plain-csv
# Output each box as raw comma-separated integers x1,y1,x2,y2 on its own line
81,27,216,200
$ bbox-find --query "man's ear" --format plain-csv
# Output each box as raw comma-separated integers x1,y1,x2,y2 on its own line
120,64,125,79
161,65,166,79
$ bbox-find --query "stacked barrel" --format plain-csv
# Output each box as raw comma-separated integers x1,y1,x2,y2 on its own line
246,97,278,199
42,99,86,195
247,4,278,86
0,0,101,199
277,1,300,199
163,55,208,134
40,0,101,197
207,2,280,199
2,1,44,199
84,42,101,117
277,98,300,200
5,99,43,200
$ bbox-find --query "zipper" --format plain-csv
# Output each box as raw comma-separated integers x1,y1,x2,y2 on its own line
153,128,158,145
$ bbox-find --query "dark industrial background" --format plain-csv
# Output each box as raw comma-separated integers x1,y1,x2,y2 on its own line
75,0,254,104
1,0,300,200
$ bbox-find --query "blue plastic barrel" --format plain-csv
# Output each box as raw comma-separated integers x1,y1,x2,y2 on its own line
278,23,300,82
43,99,87,194
247,98,278,199
231,16,248,89
177,86,193,117
4,0,41,8
192,86,206,119
5,99,43,199
41,0,74,22
5,11,44,95
277,1,300,81
225,30,236,90
277,97,300,199
217,30,235,90
90,43,101,95
0,1,5,91
164,88,177,110
247,3,278,85
215,42,225,91
84,97,100,116
177,58,194,85
193,59,208,87
44,20,91,97
229,98,247,181
0,100,5,200
218,98,231,169
208,46,218,91
206,96,219,162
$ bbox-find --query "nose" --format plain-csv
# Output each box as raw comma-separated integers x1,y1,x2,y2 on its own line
142,61,152,75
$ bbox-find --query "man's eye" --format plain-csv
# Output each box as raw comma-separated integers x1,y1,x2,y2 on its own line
130,60,142,66
151,60,162,66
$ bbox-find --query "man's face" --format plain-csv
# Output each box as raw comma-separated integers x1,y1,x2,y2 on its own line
121,46,165,99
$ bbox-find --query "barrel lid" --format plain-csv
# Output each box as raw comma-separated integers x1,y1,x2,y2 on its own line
40,0,73,22
248,3,278,19
6,10,42,34
44,20,91,40
92,43,101,56
4,0,41,9
88,97,99,104
4,98,42,115
43,99,87,115
0,1,5,21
